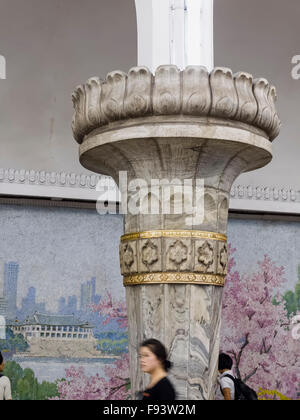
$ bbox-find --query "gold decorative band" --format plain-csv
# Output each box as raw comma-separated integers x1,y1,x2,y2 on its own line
121,230,227,243
123,272,225,287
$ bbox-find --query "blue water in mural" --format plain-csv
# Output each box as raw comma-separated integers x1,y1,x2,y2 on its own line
13,357,118,383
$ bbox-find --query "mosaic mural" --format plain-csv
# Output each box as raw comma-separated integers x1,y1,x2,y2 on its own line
0,205,127,400
0,205,299,399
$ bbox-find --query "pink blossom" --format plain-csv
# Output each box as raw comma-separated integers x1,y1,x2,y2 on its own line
53,291,130,400
221,246,300,400
91,289,128,329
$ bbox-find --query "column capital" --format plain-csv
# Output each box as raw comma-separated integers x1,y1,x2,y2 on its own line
72,66,281,146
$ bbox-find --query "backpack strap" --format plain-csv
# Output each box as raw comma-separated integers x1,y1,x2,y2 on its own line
223,374,235,382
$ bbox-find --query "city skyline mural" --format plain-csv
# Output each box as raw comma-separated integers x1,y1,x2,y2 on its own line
0,206,124,315
1,260,102,322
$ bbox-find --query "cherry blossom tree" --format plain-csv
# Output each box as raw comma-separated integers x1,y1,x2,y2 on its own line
104,354,130,400
91,289,128,329
52,356,130,400
52,366,107,400
221,245,300,400
53,290,130,400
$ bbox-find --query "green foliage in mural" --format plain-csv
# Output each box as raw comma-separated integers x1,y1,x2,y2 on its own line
0,328,29,354
3,361,59,400
95,331,128,355
282,266,300,317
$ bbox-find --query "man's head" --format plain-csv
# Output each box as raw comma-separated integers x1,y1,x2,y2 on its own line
218,353,233,373
0,351,4,371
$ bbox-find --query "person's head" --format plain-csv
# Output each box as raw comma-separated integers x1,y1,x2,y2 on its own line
0,352,4,372
139,339,172,374
218,353,233,373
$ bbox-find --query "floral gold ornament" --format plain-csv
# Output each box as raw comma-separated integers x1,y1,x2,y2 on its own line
121,230,227,242
197,241,214,271
123,272,225,287
218,243,228,274
120,229,228,277
122,244,135,270
168,240,188,266
141,240,159,268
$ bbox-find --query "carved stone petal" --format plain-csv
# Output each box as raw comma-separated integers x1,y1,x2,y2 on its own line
72,85,88,144
182,66,211,116
124,67,153,118
85,77,102,127
72,66,281,144
268,85,281,141
101,70,127,123
234,72,257,124
210,67,238,119
253,78,273,133
153,65,181,115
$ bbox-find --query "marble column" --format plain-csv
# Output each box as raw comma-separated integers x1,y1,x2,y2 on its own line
71,65,280,399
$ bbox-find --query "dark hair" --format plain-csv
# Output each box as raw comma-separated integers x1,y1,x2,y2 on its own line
0,352,3,365
141,338,172,372
218,353,233,370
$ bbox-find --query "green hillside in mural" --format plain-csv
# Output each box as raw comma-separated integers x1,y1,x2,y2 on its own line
283,265,300,317
3,361,58,400
0,328,29,356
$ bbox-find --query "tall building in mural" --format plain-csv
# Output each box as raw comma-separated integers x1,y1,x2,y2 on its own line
65,295,78,314
0,298,7,317
80,277,100,310
58,296,78,314
58,297,66,314
4,261,19,320
58,278,100,316
19,287,46,319
0,263,7,317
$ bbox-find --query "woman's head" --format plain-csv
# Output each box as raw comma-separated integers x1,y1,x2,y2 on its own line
139,339,172,374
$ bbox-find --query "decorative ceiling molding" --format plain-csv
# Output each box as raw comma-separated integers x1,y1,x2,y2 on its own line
1,167,300,214
0,168,109,201
230,184,300,213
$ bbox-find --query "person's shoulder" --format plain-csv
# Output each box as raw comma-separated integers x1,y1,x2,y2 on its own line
150,377,175,393
223,371,236,380
157,377,176,397
220,372,235,388
0,375,10,383
157,376,173,387
165,377,174,386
